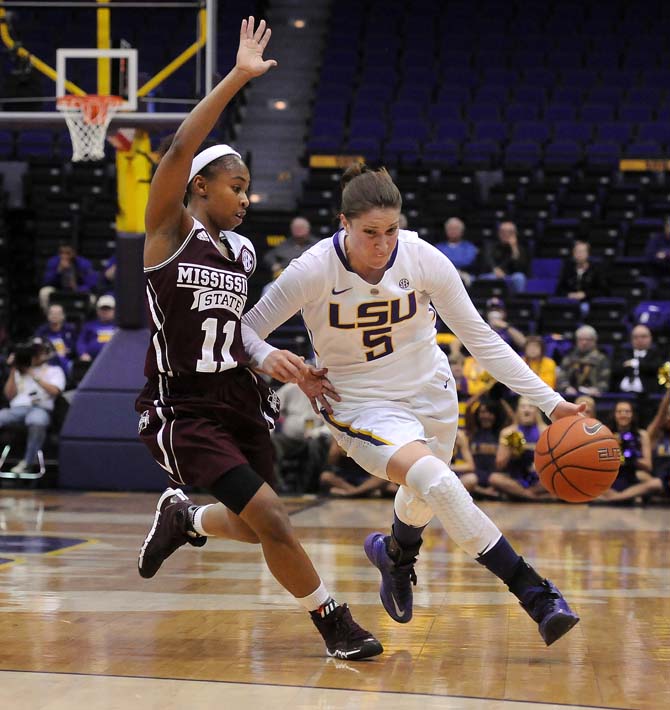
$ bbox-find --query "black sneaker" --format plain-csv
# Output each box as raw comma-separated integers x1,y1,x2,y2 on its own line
138,487,206,579
310,604,383,660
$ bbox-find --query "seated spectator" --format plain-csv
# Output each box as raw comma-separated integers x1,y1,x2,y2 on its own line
645,215,670,281
481,221,528,293
611,324,664,394
33,303,77,375
100,254,116,295
435,217,478,286
556,325,611,397
463,355,495,397
462,396,511,498
523,335,556,389
485,297,526,350
319,438,398,498
489,398,552,501
597,400,652,502
262,216,319,271
600,388,670,503
76,295,118,363
272,380,331,492
555,240,608,308
0,338,65,474
39,244,99,313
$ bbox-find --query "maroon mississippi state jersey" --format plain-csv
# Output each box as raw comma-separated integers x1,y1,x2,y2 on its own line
143,217,257,379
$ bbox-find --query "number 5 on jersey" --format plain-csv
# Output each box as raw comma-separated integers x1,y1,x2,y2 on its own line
197,318,237,373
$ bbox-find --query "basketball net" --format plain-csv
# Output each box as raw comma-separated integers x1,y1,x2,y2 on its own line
57,95,124,162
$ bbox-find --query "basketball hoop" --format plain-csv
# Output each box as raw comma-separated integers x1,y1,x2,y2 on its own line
57,94,124,162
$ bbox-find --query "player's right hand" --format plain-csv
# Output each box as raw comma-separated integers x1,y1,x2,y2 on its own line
236,16,277,79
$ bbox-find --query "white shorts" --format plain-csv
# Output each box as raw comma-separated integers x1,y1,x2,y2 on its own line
322,369,459,480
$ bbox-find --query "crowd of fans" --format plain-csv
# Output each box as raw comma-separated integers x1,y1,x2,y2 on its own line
1,214,669,503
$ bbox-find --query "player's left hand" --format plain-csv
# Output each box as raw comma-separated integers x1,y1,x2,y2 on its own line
262,349,306,383
298,365,341,415
236,16,277,78
549,400,587,422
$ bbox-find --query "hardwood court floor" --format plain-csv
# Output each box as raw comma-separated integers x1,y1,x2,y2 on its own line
0,490,668,710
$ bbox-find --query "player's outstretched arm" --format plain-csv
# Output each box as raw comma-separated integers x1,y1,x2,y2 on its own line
144,17,276,256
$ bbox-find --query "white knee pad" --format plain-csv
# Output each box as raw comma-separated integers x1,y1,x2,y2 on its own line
394,485,434,528
405,455,501,557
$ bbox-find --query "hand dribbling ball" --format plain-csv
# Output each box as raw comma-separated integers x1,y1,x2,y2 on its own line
534,416,620,502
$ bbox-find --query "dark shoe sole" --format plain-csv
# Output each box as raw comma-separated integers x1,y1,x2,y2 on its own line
541,612,580,646
327,638,384,661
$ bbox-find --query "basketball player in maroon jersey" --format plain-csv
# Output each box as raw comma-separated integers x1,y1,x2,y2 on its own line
135,16,382,661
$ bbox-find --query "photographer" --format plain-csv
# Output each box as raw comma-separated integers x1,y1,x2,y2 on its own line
0,338,65,474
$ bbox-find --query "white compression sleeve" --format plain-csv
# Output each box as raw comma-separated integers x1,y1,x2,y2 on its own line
394,485,434,528
405,455,502,557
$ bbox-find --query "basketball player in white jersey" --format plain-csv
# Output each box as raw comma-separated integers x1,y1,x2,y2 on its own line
136,17,382,661
242,165,585,646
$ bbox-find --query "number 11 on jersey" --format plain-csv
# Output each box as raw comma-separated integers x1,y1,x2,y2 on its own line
197,318,237,373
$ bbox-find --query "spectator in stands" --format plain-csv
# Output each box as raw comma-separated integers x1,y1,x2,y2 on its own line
482,221,528,293
523,336,556,389
272,380,331,492
599,388,670,503
39,244,99,313
100,254,116,295
34,303,77,375
597,400,652,502
450,428,476,491
434,217,478,287
556,325,611,397
263,216,319,271
555,240,608,308
319,438,398,498
0,338,65,474
461,396,510,498
489,398,552,501
611,324,664,394
484,297,526,350
645,216,670,281
76,294,118,363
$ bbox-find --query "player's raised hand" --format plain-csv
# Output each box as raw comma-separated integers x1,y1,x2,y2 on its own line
236,16,277,78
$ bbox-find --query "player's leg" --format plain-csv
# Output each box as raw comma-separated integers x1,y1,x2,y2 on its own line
214,464,382,660
388,442,579,645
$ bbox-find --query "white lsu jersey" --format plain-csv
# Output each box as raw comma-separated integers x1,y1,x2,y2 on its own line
242,229,563,417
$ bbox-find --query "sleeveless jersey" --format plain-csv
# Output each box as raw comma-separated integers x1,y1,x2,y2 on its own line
143,217,257,382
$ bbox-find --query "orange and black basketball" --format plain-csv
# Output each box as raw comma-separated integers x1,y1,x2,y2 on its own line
534,416,621,503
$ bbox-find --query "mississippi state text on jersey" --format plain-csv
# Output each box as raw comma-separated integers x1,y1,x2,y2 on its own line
144,217,256,380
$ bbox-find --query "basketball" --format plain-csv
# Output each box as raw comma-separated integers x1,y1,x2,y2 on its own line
534,416,621,503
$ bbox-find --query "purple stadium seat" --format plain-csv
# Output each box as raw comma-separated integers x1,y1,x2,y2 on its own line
619,105,653,122
637,122,670,145
512,121,550,143
434,120,469,142
461,139,500,166
581,104,614,123
473,86,510,104
504,141,542,167
560,69,597,88
531,258,563,279
428,103,463,122
544,140,582,167
553,121,593,143
521,69,553,88
346,137,381,161
423,139,460,164
551,87,585,105
588,87,623,104
544,104,577,122
596,122,633,144
505,103,540,122
473,121,507,142
625,140,662,157
468,103,502,122
390,119,430,142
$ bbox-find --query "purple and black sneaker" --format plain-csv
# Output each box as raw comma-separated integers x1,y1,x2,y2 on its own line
364,532,420,624
509,560,580,646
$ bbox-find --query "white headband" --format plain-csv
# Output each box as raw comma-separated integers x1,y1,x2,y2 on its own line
188,144,242,183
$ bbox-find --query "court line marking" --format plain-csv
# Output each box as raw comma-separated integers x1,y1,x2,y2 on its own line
0,668,636,710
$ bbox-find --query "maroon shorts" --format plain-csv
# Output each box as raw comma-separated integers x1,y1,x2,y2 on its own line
135,368,278,490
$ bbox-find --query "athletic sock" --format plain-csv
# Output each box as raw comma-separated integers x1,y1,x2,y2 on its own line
296,580,336,614
475,535,522,583
392,512,425,548
188,504,211,537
